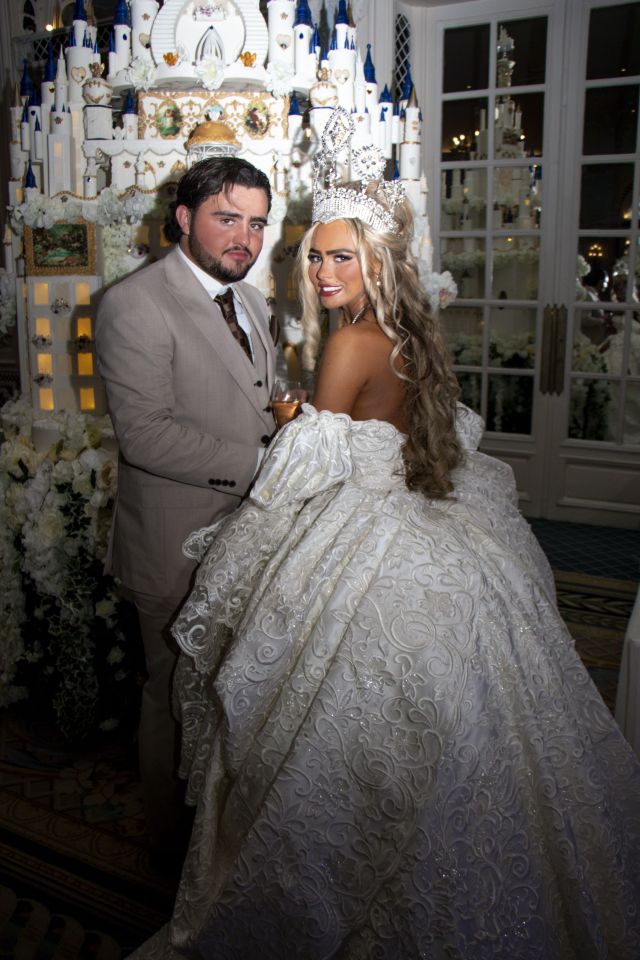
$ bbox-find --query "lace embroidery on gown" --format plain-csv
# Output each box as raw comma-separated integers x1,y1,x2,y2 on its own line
131,404,640,960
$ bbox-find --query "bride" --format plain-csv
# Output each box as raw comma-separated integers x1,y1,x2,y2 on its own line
132,115,640,959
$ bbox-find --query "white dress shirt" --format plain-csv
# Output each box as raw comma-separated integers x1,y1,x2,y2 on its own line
176,245,255,360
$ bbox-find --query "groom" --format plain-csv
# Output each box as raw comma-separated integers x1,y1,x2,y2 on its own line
96,156,277,859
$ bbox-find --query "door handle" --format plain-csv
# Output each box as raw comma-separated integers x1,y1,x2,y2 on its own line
540,304,567,395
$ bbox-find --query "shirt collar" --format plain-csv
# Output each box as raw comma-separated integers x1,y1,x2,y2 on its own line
176,243,234,299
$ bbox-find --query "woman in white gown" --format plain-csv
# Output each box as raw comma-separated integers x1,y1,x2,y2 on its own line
132,120,640,959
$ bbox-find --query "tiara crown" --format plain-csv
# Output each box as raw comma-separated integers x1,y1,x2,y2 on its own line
311,108,405,233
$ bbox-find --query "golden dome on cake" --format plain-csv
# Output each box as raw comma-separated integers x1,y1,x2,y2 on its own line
186,121,240,148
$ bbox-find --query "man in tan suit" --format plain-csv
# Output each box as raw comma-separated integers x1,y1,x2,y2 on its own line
95,157,276,860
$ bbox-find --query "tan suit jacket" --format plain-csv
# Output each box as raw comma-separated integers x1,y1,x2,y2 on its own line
95,245,276,598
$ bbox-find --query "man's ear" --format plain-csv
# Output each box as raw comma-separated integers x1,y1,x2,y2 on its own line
175,204,191,236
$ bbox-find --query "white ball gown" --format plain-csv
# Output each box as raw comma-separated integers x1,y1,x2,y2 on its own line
131,405,640,960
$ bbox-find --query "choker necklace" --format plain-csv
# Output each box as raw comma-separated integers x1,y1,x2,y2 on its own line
349,302,371,325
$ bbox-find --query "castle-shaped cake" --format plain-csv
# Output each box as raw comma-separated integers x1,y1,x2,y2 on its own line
7,0,431,419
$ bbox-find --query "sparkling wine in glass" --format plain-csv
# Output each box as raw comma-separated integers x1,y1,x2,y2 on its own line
272,380,307,428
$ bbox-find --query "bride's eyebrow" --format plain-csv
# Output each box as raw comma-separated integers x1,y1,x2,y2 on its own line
308,247,356,255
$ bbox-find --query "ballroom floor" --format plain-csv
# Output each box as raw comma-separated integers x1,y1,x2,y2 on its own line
529,518,640,582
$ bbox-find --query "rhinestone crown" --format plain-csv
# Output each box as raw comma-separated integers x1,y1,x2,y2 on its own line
311,108,405,233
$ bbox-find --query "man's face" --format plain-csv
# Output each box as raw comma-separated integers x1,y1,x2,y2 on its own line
176,184,269,283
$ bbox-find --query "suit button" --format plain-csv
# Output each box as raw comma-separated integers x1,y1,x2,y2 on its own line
254,379,263,387
261,434,270,445
208,478,214,485
221,479,229,486
229,481,236,488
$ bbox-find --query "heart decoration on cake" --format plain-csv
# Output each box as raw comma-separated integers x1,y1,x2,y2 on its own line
71,66,87,83
139,32,151,48
334,69,350,85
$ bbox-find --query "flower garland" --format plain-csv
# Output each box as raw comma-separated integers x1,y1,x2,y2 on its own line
0,268,17,338
12,187,161,231
0,396,142,739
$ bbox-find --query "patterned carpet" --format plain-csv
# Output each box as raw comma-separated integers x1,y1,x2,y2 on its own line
0,561,637,958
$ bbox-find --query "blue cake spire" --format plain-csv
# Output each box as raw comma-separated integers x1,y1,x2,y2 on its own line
294,0,313,28
392,160,400,180
401,62,413,101
25,160,37,189
73,0,87,21
363,44,376,83
335,0,349,25
44,40,56,82
311,23,320,49
379,84,392,103
288,91,301,115
114,0,131,27
122,89,137,114
330,29,338,51
20,59,35,99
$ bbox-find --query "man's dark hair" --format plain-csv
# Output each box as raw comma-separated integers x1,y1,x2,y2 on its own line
164,157,272,243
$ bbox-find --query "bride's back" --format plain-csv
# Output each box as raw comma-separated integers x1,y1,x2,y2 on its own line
312,317,409,433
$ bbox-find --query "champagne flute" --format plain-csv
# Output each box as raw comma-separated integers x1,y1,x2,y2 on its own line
271,379,308,428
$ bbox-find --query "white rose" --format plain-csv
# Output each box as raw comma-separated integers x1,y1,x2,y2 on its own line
37,507,66,546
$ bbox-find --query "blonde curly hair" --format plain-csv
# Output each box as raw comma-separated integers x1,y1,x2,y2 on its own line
296,191,462,500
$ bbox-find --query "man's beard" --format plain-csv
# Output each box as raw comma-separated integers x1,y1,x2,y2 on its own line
188,232,255,283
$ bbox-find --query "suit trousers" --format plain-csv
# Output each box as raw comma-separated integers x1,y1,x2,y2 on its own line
132,589,191,851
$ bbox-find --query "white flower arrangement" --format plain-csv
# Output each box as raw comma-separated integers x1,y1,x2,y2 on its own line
12,188,160,240
265,61,295,97
0,269,17,338
13,193,83,229
0,397,141,739
422,270,458,313
102,221,136,286
126,55,157,91
268,194,288,225
577,254,590,279
196,55,224,91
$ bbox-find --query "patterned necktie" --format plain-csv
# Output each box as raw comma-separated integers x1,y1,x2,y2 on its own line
214,288,253,363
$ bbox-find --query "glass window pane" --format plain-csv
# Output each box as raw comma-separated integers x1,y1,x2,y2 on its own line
494,92,544,158
497,18,547,87
603,312,640,374
573,312,613,369
577,237,632,301
492,237,540,299
587,4,640,81
442,306,484,365
576,304,621,350
488,307,536,367
580,163,635,229
455,371,482,413
443,24,490,93
623,382,640,443
441,238,486,298
494,166,540,228
487,374,533,433
441,168,487,230
583,86,639,155
569,378,616,441
442,98,488,160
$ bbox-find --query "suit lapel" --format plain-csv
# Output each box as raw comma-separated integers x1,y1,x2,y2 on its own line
163,248,269,419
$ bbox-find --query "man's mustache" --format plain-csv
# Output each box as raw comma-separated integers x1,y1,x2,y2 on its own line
224,245,252,255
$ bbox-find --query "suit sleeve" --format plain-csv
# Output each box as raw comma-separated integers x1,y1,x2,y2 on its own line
95,278,264,493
